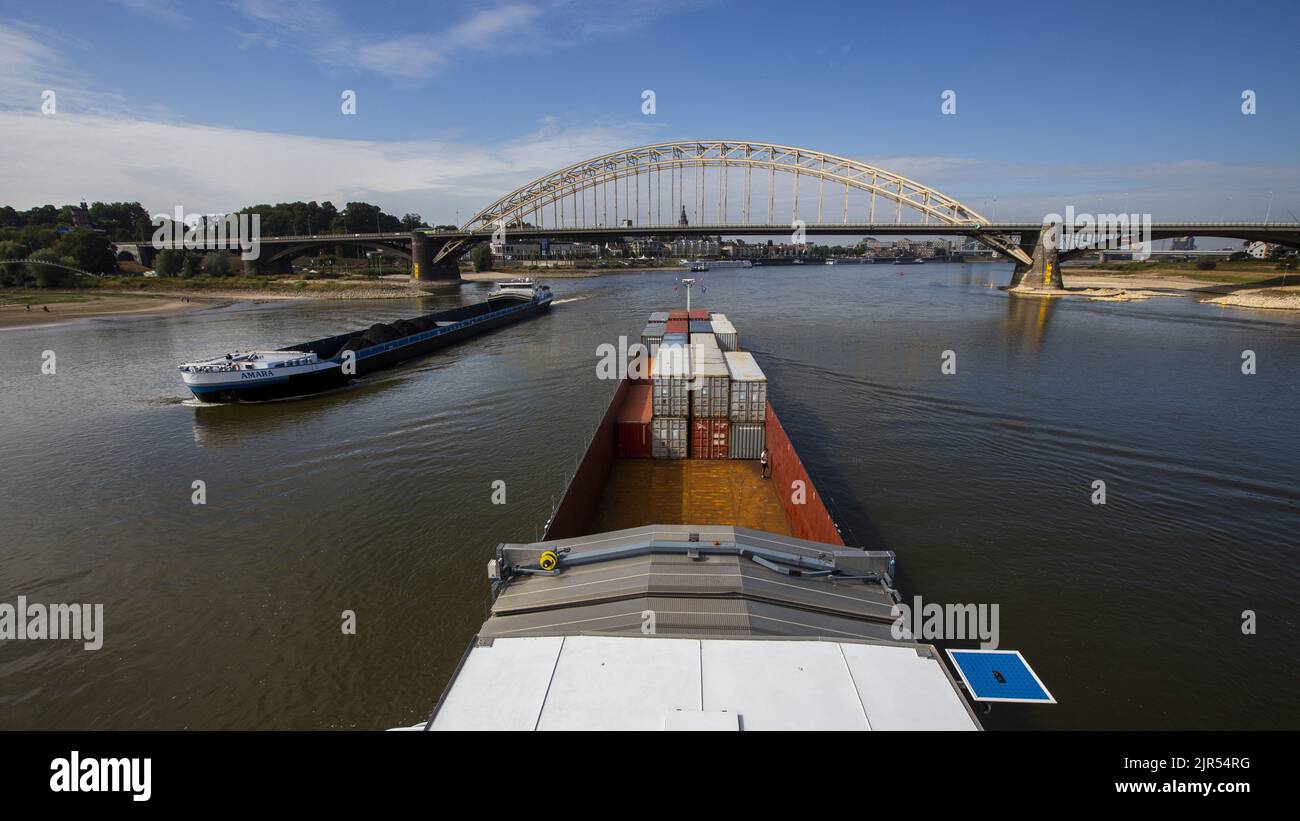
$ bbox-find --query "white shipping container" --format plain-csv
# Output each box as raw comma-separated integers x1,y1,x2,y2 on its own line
729,422,765,459
652,344,691,417
724,351,768,422
652,417,688,459
710,317,738,351
690,343,730,418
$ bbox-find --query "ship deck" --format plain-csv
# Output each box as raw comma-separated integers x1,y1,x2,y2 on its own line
591,459,792,536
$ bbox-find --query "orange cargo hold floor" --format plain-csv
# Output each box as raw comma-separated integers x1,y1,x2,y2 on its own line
591,458,792,535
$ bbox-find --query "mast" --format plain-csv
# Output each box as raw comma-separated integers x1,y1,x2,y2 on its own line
681,277,695,313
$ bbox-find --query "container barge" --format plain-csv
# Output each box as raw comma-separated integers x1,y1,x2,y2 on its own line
415,298,985,731
178,280,552,402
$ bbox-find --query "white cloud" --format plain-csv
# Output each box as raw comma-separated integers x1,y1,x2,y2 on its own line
0,110,659,224
109,0,191,27
227,0,688,81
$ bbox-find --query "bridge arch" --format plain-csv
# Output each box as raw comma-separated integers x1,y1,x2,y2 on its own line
460,140,988,232
261,239,413,268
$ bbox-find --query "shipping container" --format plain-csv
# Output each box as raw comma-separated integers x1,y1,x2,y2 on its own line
652,345,691,417
649,311,669,323
667,309,688,321
651,417,688,459
664,319,689,334
691,332,719,350
689,320,713,334
640,322,666,358
710,317,738,351
690,343,730,418
662,332,689,348
616,384,653,457
687,309,709,320
729,421,766,459
691,417,730,460
725,351,768,422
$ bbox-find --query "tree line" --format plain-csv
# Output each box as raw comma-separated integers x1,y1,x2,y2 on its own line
0,200,441,287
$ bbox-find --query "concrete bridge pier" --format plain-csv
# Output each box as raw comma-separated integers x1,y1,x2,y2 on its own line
410,232,464,281
1009,224,1064,291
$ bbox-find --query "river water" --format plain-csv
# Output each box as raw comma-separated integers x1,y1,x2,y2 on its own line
1,264,1297,729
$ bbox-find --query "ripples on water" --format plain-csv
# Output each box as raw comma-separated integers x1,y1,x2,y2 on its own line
0,267,1297,729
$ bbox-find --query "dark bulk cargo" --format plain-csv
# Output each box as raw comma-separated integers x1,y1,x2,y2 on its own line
617,383,653,458
640,322,666,357
725,351,767,422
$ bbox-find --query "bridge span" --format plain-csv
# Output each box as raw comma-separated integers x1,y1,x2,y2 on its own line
183,140,1300,290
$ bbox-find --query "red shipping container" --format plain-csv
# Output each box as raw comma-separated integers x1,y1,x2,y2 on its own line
687,309,709,320
668,309,688,320
616,384,653,458
664,319,689,334
690,417,730,460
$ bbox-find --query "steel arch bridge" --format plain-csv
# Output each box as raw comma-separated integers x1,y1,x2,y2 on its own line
432,139,1000,265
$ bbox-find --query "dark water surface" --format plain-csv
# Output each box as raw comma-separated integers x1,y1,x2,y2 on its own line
1,265,1297,729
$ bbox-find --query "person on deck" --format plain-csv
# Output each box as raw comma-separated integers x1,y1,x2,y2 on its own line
760,447,770,479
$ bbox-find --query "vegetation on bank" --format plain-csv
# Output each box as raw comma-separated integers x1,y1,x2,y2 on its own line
0,199,445,289
1077,255,1298,284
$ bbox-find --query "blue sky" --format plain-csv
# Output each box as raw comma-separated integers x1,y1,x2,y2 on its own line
2,0,1298,223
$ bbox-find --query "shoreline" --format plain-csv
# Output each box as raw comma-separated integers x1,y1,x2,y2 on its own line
1043,270,1300,311
0,292,223,330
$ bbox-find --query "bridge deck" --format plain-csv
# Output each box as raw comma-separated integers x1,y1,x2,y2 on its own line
591,459,791,536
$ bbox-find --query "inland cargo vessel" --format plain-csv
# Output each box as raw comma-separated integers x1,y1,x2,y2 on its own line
415,299,986,731
178,281,552,402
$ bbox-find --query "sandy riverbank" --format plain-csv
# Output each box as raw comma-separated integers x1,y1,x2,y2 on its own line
1025,271,1300,311
0,293,220,329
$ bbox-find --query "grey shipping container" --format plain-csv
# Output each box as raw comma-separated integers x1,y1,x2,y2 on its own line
649,311,669,323
652,417,688,459
724,350,768,422
689,320,712,334
690,343,730,418
640,322,666,357
652,345,691,417
729,422,765,459
662,332,689,348
710,317,738,351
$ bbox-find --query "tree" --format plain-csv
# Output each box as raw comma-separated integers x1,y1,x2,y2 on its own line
57,230,118,275
400,213,424,231
27,249,75,288
202,252,233,278
0,239,30,286
181,252,204,278
155,249,185,277
473,244,494,272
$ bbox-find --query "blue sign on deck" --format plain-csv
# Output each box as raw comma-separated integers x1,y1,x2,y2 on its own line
946,650,1056,703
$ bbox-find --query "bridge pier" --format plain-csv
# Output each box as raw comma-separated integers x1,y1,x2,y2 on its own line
410,232,464,281
1009,224,1064,291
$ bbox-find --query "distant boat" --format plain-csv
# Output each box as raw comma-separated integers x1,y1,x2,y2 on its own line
689,261,709,272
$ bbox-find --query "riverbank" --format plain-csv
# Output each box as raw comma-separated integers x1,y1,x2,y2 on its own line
461,265,684,281
1050,264,1300,311
0,292,218,329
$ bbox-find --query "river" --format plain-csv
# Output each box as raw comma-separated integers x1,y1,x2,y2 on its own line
1,263,1297,729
